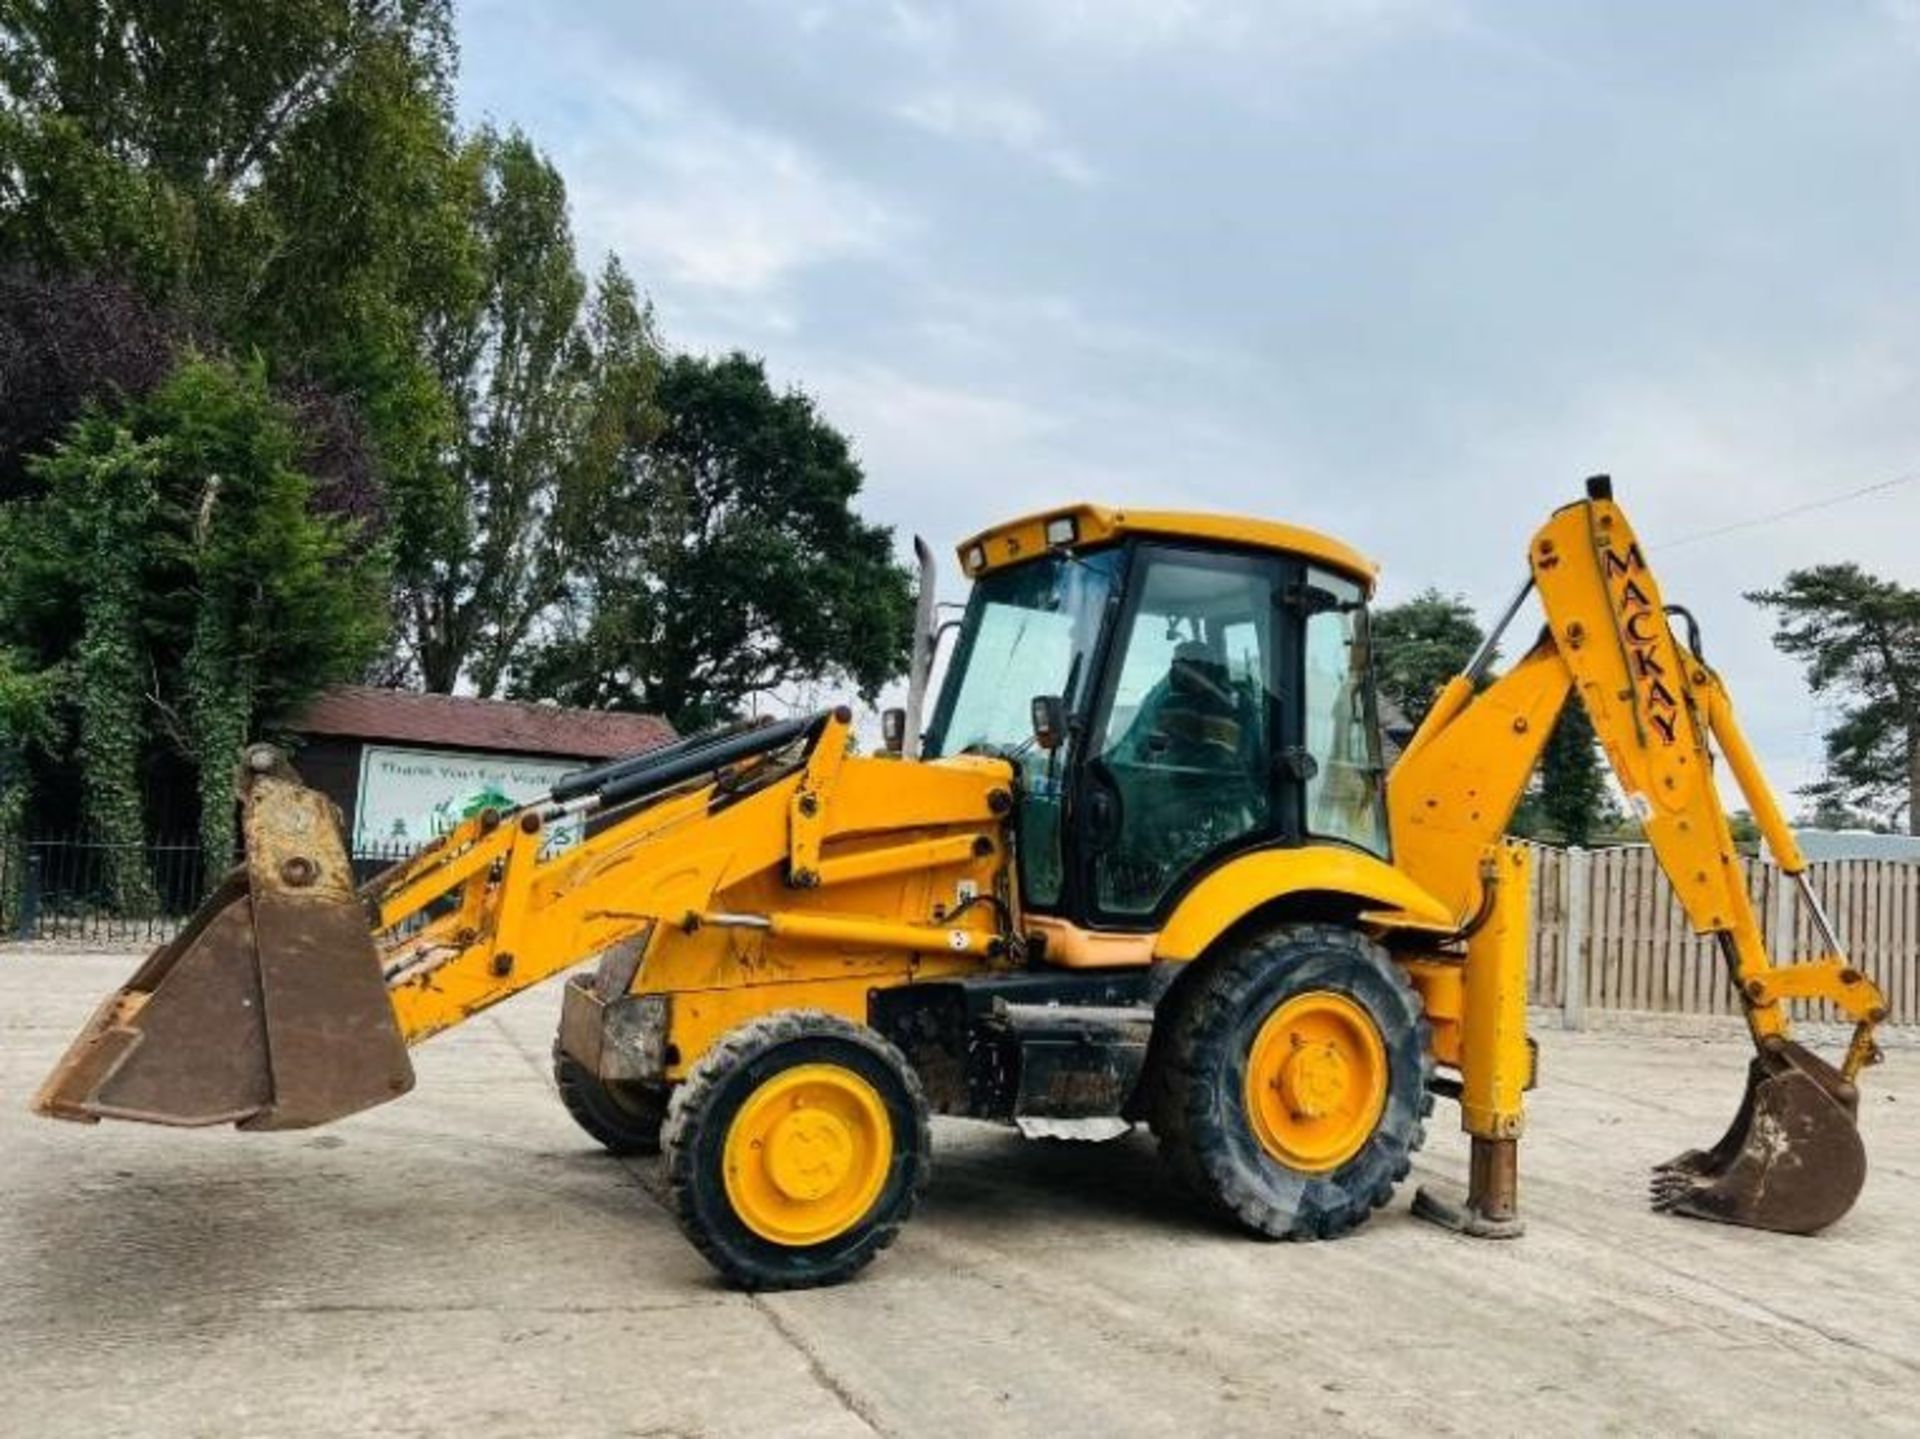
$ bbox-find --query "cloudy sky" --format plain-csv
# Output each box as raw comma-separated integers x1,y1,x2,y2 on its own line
455,0,1920,802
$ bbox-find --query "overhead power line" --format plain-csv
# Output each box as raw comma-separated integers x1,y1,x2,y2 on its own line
1660,472,1920,550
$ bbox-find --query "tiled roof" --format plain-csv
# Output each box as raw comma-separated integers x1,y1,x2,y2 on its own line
293,686,676,761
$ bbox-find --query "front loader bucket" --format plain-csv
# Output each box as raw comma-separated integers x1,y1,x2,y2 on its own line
1649,1038,1865,1235
32,753,414,1130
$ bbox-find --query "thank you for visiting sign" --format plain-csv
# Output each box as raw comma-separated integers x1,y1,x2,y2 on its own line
353,746,585,854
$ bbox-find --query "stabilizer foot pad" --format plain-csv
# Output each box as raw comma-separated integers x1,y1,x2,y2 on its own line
1411,1182,1526,1239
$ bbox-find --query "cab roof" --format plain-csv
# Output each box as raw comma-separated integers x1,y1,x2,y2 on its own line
955,503,1378,590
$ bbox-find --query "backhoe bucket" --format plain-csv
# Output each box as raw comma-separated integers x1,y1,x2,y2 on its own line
1649,1038,1865,1235
32,754,414,1131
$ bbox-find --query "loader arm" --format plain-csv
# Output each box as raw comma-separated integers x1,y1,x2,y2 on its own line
34,708,1017,1130
1390,475,1884,1232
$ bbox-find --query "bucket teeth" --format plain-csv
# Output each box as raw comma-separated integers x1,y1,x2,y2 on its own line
1647,1043,1865,1236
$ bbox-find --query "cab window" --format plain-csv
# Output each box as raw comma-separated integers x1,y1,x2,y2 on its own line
1085,547,1280,917
1302,569,1389,856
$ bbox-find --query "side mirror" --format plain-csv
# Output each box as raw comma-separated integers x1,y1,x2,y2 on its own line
880,707,908,755
1030,694,1067,752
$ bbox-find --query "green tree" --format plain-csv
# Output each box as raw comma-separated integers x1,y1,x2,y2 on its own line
1514,706,1620,847
1795,793,1885,833
1,357,387,876
1,0,476,606
0,646,60,920
1371,588,1482,731
396,134,660,694
1749,564,1920,834
516,353,913,731
1725,809,1762,851
1373,586,1619,844
0,0,456,309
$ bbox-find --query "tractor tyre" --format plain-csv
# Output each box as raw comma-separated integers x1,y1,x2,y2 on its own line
1153,923,1431,1240
553,1043,669,1157
663,1010,931,1291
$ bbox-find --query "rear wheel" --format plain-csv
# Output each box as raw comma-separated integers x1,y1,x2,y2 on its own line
553,1044,669,1157
1153,923,1431,1240
663,1011,931,1290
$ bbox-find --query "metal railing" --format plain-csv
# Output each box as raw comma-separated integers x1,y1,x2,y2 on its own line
1,834,208,944
0,835,432,945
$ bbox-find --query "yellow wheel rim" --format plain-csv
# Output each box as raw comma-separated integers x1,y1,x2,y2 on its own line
723,1064,893,1246
1244,991,1388,1173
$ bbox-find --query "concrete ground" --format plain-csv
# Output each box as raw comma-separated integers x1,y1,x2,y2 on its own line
3,950,1916,1438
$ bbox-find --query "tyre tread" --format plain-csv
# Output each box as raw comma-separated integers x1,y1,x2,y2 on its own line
662,1010,931,1291
1151,923,1432,1241
552,1042,668,1157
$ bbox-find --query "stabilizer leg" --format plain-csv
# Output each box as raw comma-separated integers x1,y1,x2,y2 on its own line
1412,843,1531,1239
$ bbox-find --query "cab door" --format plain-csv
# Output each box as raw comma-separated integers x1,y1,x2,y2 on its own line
1072,543,1296,925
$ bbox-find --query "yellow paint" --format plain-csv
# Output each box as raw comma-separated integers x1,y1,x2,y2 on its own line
1243,991,1388,1173
1393,488,1886,1066
1457,842,1532,1139
352,487,1881,1132
1386,639,1570,922
1703,673,1808,875
375,712,1014,1065
787,715,850,883
1404,958,1462,1069
1154,845,1456,963
956,503,1378,587
722,1063,892,1245
812,831,989,888
756,910,1003,959
663,975,926,1081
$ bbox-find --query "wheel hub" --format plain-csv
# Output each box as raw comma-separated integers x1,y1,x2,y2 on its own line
765,1107,856,1201
1244,991,1389,1173
1278,1038,1353,1120
723,1063,892,1246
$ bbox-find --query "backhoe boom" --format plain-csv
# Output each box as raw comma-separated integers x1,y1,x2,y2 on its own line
1391,475,1883,1232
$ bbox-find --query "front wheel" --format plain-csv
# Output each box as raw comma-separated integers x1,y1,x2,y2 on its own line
553,1044,669,1156
663,1011,931,1290
1153,923,1431,1240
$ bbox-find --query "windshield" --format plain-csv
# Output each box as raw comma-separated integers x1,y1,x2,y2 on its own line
926,550,1120,758
925,549,1121,908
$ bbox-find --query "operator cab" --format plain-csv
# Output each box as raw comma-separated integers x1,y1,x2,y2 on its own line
923,504,1389,931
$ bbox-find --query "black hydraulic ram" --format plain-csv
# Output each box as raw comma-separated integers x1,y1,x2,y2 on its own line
551,713,824,806
585,712,826,812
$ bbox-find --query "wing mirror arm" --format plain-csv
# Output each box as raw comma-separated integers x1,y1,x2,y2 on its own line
1030,694,1067,754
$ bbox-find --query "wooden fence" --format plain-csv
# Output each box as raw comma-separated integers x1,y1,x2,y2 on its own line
1524,845,1919,1025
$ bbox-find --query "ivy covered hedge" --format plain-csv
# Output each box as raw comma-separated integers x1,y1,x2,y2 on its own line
0,356,386,890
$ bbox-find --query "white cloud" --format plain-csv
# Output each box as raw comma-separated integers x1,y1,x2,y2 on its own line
453,0,1920,817
560,71,908,296
1022,0,1455,57
1879,0,1920,52
894,88,1098,187
1371,340,1920,802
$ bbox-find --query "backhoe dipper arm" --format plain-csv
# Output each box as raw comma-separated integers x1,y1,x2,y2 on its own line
1391,475,1883,1235
1391,477,1886,1057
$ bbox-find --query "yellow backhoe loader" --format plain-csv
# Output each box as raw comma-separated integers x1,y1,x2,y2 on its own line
34,478,1886,1289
